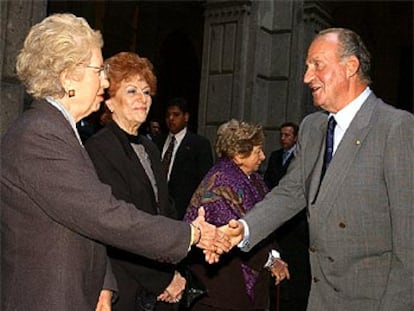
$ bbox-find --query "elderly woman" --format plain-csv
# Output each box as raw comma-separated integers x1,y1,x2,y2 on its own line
1,13,229,311
184,119,289,311
85,52,186,310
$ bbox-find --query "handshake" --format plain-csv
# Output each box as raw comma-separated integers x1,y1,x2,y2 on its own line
190,207,245,264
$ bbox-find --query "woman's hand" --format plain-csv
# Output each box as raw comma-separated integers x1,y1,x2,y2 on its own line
270,259,290,285
157,271,186,304
95,289,112,311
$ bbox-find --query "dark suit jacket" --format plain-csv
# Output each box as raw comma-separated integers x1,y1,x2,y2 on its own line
1,100,190,311
264,148,294,189
243,93,414,310
85,121,178,305
158,130,213,219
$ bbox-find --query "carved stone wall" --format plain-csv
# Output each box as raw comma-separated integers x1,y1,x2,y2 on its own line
198,0,254,142
0,0,47,135
198,0,332,156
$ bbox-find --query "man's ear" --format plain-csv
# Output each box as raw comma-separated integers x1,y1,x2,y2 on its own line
346,55,360,78
184,112,190,123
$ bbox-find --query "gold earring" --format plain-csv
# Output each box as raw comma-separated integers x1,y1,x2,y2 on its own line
68,89,75,98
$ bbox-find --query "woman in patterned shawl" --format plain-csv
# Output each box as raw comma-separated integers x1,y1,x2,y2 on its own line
184,119,290,311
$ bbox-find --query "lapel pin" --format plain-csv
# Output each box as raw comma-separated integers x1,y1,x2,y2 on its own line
355,140,361,145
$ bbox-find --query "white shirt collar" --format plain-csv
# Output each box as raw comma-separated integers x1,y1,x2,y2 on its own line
171,127,187,145
330,87,372,133
285,144,297,155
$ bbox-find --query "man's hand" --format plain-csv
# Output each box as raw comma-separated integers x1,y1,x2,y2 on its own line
95,289,112,311
191,207,231,264
219,219,244,248
200,218,245,264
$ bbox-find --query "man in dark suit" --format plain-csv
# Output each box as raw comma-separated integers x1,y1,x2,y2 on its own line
225,28,414,311
265,122,311,311
264,122,299,188
159,97,213,219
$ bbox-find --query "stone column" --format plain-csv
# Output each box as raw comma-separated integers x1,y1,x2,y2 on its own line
250,0,308,139
0,0,47,135
302,1,331,115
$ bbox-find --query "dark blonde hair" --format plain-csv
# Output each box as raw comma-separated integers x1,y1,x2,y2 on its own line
100,52,157,124
215,119,264,159
16,13,103,99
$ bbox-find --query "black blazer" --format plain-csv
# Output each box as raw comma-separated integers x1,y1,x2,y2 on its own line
264,148,294,189
158,131,213,219
85,121,177,295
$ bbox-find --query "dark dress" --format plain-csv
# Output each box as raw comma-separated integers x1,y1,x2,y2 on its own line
86,120,178,311
184,158,276,310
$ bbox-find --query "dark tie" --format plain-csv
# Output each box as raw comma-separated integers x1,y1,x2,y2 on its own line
322,116,337,178
312,116,337,204
162,136,175,173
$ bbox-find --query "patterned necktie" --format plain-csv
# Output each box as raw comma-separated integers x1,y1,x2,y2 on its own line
162,136,175,173
322,116,337,178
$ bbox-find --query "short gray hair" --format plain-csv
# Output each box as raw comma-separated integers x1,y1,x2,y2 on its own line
317,27,372,85
215,119,264,159
16,13,103,99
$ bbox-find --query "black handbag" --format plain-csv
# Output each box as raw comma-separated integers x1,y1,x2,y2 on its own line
180,268,207,309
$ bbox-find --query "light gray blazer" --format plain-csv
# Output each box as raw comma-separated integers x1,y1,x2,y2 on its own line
1,100,190,311
243,93,414,310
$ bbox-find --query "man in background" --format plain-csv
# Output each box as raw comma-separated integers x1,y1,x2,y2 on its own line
265,122,299,188
265,122,311,311
158,97,213,219
145,118,162,141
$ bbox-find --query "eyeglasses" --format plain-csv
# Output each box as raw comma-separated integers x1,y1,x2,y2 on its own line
86,63,110,78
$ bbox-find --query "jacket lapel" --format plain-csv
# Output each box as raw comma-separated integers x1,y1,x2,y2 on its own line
108,122,155,197
316,94,377,221
308,120,328,204
173,132,191,164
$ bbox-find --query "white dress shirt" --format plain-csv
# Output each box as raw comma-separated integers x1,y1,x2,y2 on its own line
162,127,187,180
330,87,371,154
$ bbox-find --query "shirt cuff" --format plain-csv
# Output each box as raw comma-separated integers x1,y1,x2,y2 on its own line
264,249,281,269
237,219,250,249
